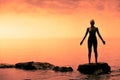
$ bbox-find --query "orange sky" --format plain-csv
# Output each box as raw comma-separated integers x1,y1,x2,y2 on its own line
0,0,120,65
0,0,120,38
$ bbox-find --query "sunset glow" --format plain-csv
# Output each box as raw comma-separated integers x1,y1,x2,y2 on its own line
0,0,120,65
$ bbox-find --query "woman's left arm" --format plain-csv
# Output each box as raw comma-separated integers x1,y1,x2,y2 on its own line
96,28,105,44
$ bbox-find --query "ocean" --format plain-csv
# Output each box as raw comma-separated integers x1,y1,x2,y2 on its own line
0,38,120,80
0,67,120,80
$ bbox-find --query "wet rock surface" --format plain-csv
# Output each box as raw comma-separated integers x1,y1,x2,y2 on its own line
77,62,111,74
0,64,14,68
15,61,55,70
53,66,73,72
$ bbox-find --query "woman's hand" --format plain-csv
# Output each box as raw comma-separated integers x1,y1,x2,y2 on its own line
102,40,105,45
80,41,83,45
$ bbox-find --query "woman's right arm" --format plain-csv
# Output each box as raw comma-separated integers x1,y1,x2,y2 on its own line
80,28,89,45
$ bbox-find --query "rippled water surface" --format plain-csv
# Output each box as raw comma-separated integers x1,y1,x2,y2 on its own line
0,68,120,80
0,38,120,80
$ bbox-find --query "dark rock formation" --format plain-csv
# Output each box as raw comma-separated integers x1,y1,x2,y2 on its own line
0,64,14,68
15,61,55,70
53,66,73,72
77,62,111,74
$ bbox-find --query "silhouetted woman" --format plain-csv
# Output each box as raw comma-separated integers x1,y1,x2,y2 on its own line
80,20,105,64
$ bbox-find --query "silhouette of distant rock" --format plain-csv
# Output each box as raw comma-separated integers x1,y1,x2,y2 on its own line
0,64,14,68
15,61,55,70
53,66,73,72
77,62,111,74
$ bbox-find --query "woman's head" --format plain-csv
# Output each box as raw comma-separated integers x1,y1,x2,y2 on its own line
90,19,95,26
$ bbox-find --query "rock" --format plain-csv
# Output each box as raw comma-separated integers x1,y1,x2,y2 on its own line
53,66,73,72
0,64,14,68
77,62,111,74
15,61,55,70
15,61,36,70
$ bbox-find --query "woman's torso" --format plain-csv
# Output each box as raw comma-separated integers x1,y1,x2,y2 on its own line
88,27,97,40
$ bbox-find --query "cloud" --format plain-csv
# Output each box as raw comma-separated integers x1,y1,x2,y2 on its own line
0,0,9,3
94,0,105,10
23,0,106,14
0,0,120,15
115,0,120,11
0,0,81,15
23,0,81,14
25,0,80,9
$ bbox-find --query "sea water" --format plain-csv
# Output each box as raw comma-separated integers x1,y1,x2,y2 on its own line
0,67,120,80
0,38,120,80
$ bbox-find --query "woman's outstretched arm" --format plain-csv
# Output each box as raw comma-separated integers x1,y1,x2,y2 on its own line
80,28,89,45
96,28,105,44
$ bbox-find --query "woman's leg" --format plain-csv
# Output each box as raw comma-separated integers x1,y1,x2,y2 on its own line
88,40,92,64
93,40,98,63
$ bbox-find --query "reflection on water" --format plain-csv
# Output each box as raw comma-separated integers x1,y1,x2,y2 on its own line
0,38,120,80
0,68,120,80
